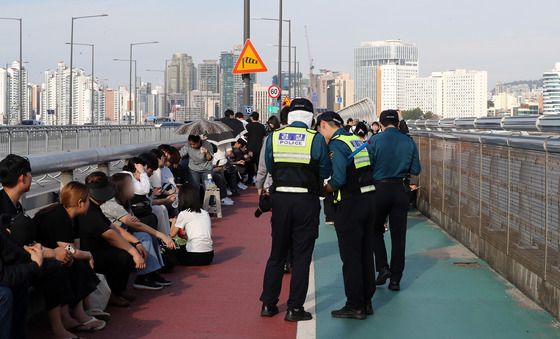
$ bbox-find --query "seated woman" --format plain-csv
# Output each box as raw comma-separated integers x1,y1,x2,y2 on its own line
123,157,173,237
170,185,214,266
34,181,106,333
102,172,175,288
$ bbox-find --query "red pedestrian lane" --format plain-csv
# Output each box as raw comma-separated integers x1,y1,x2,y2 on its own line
29,189,297,339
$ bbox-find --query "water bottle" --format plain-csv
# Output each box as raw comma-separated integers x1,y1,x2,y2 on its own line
205,173,216,189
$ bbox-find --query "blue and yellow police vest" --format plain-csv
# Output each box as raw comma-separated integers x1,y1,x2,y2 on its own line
331,134,375,203
271,126,320,193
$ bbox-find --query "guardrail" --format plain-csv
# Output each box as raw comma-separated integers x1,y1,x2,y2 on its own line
0,125,179,157
412,129,560,320
408,114,560,133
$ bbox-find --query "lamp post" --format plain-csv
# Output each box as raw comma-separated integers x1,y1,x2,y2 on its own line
253,16,291,98
69,14,108,125
129,41,159,124
0,17,23,124
273,44,297,98
66,42,95,124
113,58,136,124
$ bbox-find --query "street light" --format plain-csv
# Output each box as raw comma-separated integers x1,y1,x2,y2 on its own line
114,58,137,124
0,17,23,124
252,15,292,98
129,41,159,124
272,44,297,97
69,14,108,125
66,42,95,124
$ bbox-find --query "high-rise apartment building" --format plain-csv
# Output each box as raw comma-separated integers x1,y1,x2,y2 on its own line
220,47,243,115
198,60,219,94
441,69,488,118
354,40,418,114
543,63,560,115
0,61,30,124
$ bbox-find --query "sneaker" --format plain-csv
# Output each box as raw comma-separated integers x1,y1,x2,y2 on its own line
221,197,234,206
108,294,130,307
150,272,172,286
227,189,233,196
237,182,248,190
285,308,313,322
133,276,163,290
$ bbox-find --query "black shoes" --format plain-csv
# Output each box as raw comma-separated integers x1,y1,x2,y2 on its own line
365,303,374,315
150,272,172,286
331,306,367,320
375,268,391,286
285,308,313,322
260,304,279,317
388,280,400,291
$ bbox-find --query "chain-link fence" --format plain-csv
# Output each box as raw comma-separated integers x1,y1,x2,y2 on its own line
0,125,179,157
413,130,560,319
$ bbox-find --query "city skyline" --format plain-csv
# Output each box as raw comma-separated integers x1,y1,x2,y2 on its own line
1,0,560,89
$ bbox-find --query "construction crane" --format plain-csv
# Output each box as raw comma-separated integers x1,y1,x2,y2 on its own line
304,25,317,106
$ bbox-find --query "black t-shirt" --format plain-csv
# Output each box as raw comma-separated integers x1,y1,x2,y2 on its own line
0,189,36,247
75,201,112,253
246,121,266,153
34,204,76,249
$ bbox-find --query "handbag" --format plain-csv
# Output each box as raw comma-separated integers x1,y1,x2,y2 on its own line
86,273,111,312
129,194,152,218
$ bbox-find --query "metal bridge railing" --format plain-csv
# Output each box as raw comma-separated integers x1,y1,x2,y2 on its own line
412,129,560,318
0,125,178,157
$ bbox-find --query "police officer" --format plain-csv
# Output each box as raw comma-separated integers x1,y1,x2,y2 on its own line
367,110,421,291
260,98,331,322
317,111,376,320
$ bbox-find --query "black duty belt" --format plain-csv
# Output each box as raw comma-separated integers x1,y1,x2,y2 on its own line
374,178,406,184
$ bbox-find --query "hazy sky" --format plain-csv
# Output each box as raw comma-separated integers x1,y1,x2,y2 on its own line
1,0,559,89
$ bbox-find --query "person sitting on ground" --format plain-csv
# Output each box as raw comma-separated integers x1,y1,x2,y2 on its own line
124,157,172,237
170,185,214,266
228,137,252,185
0,154,94,339
148,149,179,218
0,217,43,339
34,181,106,333
77,171,146,307
102,173,175,290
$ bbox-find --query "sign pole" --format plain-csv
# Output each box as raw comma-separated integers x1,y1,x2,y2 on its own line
243,0,251,110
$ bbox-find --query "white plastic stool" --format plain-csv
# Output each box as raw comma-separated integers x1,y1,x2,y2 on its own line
203,187,222,218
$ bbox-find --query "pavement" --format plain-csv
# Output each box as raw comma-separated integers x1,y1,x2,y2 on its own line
27,190,560,339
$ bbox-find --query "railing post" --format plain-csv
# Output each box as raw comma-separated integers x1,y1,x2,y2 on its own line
98,162,110,175
428,134,432,209
8,131,13,154
26,130,30,155
60,129,63,152
75,128,79,150
88,129,92,148
60,170,74,189
45,130,49,153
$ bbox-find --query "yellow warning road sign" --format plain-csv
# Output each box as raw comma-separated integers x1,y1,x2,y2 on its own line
232,39,268,74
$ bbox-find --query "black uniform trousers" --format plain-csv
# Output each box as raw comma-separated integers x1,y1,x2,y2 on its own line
260,192,320,309
372,182,411,282
333,193,376,309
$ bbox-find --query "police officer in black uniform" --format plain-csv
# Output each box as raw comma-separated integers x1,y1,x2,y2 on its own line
317,112,376,320
260,98,331,322
367,110,421,291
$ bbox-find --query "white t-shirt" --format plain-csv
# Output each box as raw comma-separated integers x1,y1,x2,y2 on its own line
150,168,162,188
175,209,213,253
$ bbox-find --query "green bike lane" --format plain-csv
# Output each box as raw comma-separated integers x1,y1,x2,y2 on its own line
311,211,560,339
